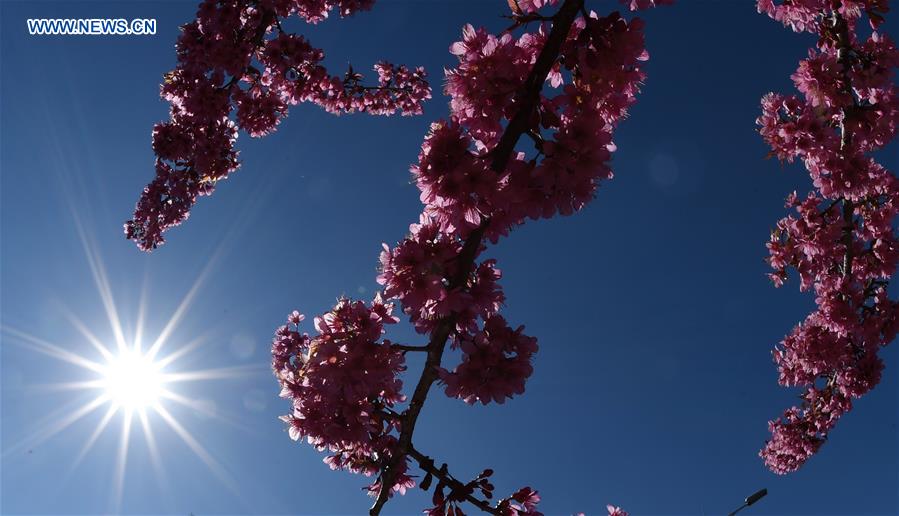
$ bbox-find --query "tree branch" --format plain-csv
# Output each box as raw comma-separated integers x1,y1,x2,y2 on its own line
369,1,584,514
490,0,583,174
370,220,488,515
393,344,430,352
831,7,856,279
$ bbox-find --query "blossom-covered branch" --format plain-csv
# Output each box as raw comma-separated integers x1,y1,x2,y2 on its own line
271,0,670,513
757,0,898,474
125,0,431,251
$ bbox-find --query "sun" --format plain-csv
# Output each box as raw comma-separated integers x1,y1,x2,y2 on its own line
101,349,165,410
0,184,269,513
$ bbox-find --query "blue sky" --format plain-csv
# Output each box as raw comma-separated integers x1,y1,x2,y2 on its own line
1,1,897,515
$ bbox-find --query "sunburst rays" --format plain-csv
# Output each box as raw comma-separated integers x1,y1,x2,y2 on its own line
0,219,263,513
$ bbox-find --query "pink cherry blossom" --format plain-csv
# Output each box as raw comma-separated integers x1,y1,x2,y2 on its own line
758,1,897,474
607,506,629,516
620,0,673,10
271,295,409,494
497,487,542,516
415,11,650,245
438,315,537,405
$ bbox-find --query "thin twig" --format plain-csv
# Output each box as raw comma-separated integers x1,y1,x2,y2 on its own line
408,447,500,515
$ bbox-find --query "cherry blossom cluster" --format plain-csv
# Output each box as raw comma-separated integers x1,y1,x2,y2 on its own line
126,0,430,251
438,315,538,405
757,0,889,32
420,8,655,244
378,215,505,335
271,297,415,495
756,0,897,474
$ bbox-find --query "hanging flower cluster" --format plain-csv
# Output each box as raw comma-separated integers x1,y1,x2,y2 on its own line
271,297,415,494
438,314,538,405
126,0,431,251
756,0,898,474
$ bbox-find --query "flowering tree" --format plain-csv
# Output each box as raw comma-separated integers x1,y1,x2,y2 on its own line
756,0,897,474
125,0,897,513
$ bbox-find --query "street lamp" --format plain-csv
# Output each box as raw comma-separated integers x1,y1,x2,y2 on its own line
727,488,768,516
